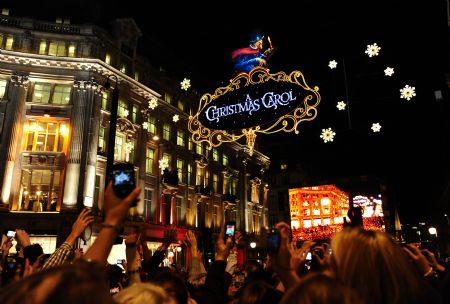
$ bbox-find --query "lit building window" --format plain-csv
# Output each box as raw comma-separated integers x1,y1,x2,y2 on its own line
0,34,3,48
68,44,76,57
5,36,13,50
163,153,171,169
22,120,69,152
188,137,193,150
18,169,61,212
114,135,124,161
304,208,310,216
196,142,202,155
2,8,9,15
105,53,111,64
205,170,210,186
213,174,218,192
39,41,47,55
131,105,138,123
213,149,218,161
0,79,7,99
303,219,311,228
177,130,185,146
144,188,153,221
313,209,321,215
323,218,331,225
52,85,71,104
101,91,109,110
48,41,66,56
280,163,287,170
232,179,238,195
147,117,156,134
164,93,172,103
291,220,299,229
32,83,52,103
302,201,309,207
134,72,139,81
118,100,128,118
98,127,105,154
127,139,135,163
313,218,322,226
177,159,185,183
120,64,126,74
222,154,228,166
146,148,154,174
177,100,184,111
163,123,171,141
188,163,193,185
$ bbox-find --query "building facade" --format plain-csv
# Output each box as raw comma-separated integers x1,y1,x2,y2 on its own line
0,12,270,264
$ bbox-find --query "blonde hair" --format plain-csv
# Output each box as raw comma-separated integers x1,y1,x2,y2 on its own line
331,227,426,304
113,283,176,304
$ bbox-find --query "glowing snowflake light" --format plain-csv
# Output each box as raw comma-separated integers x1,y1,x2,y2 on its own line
172,114,179,122
384,67,394,76
180,78,191,91
371,123,382,133
148,97,158,110
365,43,381,57
400,85,416,101
328,60,338,69
121,109,129,118
320,128,336,143
336,101,346,111
142,122,149,130
158,158,169,174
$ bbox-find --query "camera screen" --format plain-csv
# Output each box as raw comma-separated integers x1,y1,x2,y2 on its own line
113,170,133,186
306,252,312,260
225,225,235,237
6,230,15,238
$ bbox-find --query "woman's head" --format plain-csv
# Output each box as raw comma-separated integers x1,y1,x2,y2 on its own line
330,227,426,304
113,283,176,304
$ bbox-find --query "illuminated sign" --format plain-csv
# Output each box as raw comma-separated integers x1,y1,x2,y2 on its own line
189,67,320,155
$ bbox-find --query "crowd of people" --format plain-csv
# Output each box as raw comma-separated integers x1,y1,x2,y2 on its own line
1,182,450,303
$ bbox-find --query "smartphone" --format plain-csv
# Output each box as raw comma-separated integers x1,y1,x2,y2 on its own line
224,221,236,248
6,230,15,238
111,162,137,206
266,228,280,254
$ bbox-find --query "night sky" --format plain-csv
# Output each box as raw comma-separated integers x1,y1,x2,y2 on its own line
3,0,449,224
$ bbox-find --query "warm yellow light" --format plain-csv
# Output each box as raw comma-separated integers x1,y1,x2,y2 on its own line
176,247,182,252
29,123,36,132
59,123,67,135
429,227,437,236
23,191,28,195
250,242,257,249
152,135,159,141
36,191,42,196
44,114,50,118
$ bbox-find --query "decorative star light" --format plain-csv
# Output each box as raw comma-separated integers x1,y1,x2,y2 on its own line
400,85,416,101
121,109,129,118
172,114,179,122
158,158,169,174
148,97,158,110
328,60,338,69
320,128,336,143
142,122,149,130
180,78,191,91
336,101,347,111
365,43,381,57
384,67,395,76
371,122,382,132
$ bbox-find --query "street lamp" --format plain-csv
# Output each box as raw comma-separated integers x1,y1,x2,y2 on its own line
429,227,437,237
250,241,256,249
104,74,119,186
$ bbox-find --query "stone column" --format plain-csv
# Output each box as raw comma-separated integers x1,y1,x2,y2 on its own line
63,79,95,209
82,81,102,207
0,74,29,206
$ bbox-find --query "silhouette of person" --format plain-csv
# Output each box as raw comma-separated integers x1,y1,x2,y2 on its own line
231,33,274,74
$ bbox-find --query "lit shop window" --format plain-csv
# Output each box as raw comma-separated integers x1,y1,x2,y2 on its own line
22,120,69,152
18,169,61,212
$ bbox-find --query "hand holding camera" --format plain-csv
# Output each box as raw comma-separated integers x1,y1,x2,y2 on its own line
111,162,138,207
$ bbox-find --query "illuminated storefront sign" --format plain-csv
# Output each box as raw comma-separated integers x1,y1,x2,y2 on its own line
189,67,321,155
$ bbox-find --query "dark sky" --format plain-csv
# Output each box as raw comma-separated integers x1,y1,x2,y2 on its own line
3,0,450,224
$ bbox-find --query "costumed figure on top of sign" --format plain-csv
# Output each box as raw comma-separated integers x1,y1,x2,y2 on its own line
231,33,275,74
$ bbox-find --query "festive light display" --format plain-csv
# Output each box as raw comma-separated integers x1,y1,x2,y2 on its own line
289,185,385,241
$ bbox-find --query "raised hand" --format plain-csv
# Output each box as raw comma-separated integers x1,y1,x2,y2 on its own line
216,221,231,261
72,209,94,237
403,244,431,276
104,181,141,226
15,229,31,248
291,240,315,272
422,249,446,272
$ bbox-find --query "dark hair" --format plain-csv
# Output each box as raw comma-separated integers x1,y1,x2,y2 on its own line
150,269,188,304
0,260,113,304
